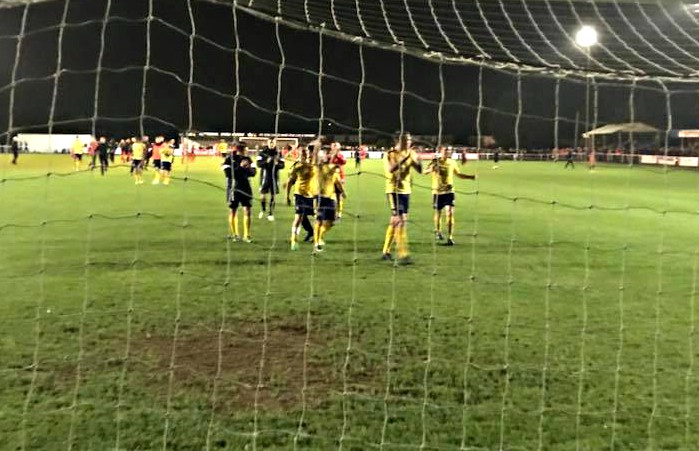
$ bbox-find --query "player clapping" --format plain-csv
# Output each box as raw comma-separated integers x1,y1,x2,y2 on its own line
313,149,345,253
286,146,317,251
257,140,285,221
131,136,146,184
382,134,422,265
223,144,256,242
424,147,476,246
159,139,175,185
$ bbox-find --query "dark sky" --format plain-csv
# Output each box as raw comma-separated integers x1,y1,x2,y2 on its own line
0,0,697,148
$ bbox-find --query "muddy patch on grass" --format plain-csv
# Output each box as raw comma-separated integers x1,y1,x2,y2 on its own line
133,318,350,412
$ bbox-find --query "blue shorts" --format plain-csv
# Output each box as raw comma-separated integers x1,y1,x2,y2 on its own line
230,195,252,210
161,161,172,171
317,197,336,221
295,194,315,216
433,193,455,210
387,193,409,216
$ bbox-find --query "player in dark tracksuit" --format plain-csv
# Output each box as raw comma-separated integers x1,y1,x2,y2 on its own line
97,136,110,175
564,150,575,169
223,145,256,242
108,139,117,163
256,144,285,221
10,136,19,165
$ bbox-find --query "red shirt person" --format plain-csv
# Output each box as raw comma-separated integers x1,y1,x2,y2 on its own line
330,142,346,182
330,142,347,219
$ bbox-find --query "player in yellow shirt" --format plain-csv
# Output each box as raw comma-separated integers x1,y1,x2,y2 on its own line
286,146,317,251
313,151,345,254
130,136,146,184
282,144,298,163
382,134,422,265
70,136,84,171
160,139,175,185
424,147,476,246
215,139,229,157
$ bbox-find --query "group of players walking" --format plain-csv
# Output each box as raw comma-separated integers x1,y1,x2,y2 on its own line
222,135,476,264
222,140,347,254
70,135,176,184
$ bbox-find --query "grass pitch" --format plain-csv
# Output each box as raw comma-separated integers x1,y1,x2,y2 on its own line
2,154,699,450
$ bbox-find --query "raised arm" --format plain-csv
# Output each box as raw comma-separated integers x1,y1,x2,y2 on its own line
453,164,476,180
423,158,438,175
389,154,408,173
408,150,422,174
241,157,256,177
286,171,297,205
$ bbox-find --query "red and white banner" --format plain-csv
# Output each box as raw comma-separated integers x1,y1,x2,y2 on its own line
657,155,679,166
191,147,217,156
679,157,699,167
678,130,699,138
641,155,698,167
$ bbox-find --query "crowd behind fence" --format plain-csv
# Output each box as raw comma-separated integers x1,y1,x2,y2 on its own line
3,143,699,165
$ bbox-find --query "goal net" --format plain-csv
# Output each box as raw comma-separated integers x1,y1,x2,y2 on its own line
1,0,699,449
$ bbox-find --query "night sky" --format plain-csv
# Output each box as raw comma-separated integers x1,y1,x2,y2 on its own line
0,0,697,148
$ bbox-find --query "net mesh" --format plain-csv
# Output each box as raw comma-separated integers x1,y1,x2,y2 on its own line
1,0,699,449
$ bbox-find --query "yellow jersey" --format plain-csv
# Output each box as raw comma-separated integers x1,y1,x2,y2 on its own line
288,161,317,197
316,163,339,198
216,142,229,155
131,142,146,160
384,149,417,194
430,158,460,194
161,146,174,163
71,140,84,155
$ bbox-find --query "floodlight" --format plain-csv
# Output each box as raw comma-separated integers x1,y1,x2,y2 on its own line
575,25,598,48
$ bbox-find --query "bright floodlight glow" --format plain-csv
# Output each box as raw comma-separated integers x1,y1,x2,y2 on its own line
575,25,598,48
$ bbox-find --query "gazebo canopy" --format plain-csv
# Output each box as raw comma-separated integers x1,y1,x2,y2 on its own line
582,122,661,138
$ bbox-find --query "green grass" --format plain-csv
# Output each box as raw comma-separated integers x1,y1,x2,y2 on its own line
2,154,699,450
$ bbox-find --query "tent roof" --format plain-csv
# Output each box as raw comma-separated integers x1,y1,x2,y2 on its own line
583,122,661,138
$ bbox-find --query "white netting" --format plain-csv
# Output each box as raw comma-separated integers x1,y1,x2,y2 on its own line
2,0,699,449
238,0,699,80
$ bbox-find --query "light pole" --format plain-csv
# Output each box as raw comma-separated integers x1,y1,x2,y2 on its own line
575,25,598,153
